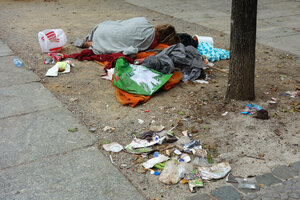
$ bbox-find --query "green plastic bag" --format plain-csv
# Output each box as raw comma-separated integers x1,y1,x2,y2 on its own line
113,57,172,96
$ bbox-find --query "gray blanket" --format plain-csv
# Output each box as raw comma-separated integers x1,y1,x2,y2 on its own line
89,17,155,55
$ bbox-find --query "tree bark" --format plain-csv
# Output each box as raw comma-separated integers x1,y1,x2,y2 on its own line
226,0,257,100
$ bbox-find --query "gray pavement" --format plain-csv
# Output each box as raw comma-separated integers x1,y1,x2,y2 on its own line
125,0,300,55
0,40,144,199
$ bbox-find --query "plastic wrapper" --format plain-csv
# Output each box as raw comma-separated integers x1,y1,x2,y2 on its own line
45,60,74,77
159,160,193,184
236,177,257,189
127,135,165,149
192,149,207,158
241,104,262,115
124,145,152,154
103,142,123,152
188,178,203,192
197,162,231,180
181,139,202,153
180,153,191,163
142,154,169,169
192,157,210,167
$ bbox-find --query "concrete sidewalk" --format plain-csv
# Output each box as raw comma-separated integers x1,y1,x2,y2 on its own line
126,0,300,55
0,40,144,200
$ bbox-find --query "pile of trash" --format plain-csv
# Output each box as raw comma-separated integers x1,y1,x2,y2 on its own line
102,125,234,192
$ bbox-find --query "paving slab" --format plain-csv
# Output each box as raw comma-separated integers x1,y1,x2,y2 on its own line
272,165,299,180
0,107,96,169
0,40,13,56
0,55,39,88
291,161,300,170
211,186,243,200
0,82,61,119
256,173,282,187
0,146,145,200
125,0,300,55
186,193,215,200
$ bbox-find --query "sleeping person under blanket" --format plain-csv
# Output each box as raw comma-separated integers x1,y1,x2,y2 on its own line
74,17,180,56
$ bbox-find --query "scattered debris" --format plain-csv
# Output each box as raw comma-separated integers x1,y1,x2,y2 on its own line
221,111,228,116
101,68,114,80
45,60,74,77
197,162,231,180
254,109,270,120
236,177,257,189
150,125,165,132
159,159,193,184
142,154,169,169
102,126,115,132
241,104,262,115
103,142,123,152
68,127,78,132
89,127,96,133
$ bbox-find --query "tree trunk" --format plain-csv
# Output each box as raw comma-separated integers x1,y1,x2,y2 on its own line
226,0,257,100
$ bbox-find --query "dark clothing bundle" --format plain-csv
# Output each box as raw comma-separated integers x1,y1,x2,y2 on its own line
142,43,206,81
178,33,198,48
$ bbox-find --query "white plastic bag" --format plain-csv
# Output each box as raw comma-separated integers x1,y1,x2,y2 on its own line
159,159,193,184
38,29,67,53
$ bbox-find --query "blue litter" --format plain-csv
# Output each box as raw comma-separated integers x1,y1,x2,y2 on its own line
197,42,230,62
241,104,263,115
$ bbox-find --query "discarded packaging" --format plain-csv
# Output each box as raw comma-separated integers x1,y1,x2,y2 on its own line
38,29,67,53
124,144,153,154
241,104,262,115
176,136,191,146
181,140,202,153
222,112,228,116
174,149,182,155
154,162,167,170
194,80,209,84
102,126,115,132
45,60,74,77
127,134,165,149
159,159,193,184
103,142,123,152
180,153,191,163
140,131,156,142
138,119,144,124
101,68,114,81
285,91,299,98
197,162,231,180
189,178,204,192
150,125,165,132
192,157,210,167
192,149,207,158
236,177,257,189
193,35,214,45
226,173,240,183
142,154,169,169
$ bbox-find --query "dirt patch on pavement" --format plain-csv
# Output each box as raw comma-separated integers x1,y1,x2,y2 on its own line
0,0,299,199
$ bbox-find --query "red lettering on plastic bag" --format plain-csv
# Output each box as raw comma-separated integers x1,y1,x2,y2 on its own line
45,31,60,42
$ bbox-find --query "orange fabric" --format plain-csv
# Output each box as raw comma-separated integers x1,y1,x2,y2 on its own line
115,88,151,108
136,51,157,59
95,60,110,67
115,71,183,107
136,44,170,59
162,71,183,90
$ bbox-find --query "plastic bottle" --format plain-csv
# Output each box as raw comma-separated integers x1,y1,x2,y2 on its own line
13,58,23,67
